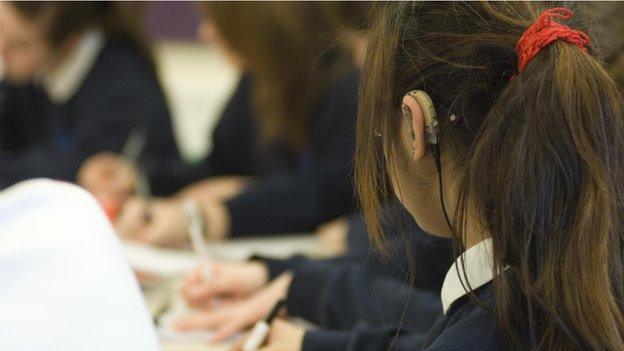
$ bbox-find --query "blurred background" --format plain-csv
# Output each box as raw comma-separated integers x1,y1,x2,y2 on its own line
147,1,239,162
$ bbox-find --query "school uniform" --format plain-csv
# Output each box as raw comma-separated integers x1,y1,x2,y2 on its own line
258,203,453,290
0,30,179,188
296,239,507,351
0,179,159,351
421,238,506,350
146,71,359,236
245,205,452,351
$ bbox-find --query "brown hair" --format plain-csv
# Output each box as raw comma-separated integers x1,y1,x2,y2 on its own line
356,2,624,350
10,1,153,67
201,2,352,149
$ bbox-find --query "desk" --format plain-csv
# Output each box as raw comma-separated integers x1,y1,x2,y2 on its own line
163,342,231,351
135,234,330,350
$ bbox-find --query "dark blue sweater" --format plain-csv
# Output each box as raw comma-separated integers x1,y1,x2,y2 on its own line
255,204,456,351
0,38,179,188
301,281,508,351
147,72,359,237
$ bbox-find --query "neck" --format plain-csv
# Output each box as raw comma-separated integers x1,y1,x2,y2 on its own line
47,37,80,73
462,211,490,250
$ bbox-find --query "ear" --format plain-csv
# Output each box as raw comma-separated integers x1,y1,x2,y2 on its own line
402,94,427,160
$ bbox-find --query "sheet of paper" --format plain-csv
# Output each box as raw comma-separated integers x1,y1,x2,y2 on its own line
123,242,199,278
123,234,321,278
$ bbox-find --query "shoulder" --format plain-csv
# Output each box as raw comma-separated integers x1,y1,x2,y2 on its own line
312,69,360,128
0,179,160,351
85,38,159,92
0,179,109,242
76,38,166,109
0,179,99,210
96,38,152,73
423,290,508,351
325,69,360,103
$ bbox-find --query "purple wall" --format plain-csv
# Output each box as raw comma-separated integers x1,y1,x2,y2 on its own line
146,1,201,41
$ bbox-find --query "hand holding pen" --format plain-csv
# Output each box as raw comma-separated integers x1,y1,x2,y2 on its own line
233,312,305,351
79,128,149,220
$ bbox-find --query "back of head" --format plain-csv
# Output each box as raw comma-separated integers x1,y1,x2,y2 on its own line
357,2,624,349
202,2,353,148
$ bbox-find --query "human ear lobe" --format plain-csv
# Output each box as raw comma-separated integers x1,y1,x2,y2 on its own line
402,94,427,160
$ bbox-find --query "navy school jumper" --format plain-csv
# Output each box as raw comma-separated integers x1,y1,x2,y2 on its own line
146,71,359,237
0,37,180,188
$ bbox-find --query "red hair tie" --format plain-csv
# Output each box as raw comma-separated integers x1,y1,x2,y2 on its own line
516,7,590,73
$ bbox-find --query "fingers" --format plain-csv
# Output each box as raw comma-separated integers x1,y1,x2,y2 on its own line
173,309,247,342
210,320,247,342
79,153,135,198
174,310,226,331
181,282,216,308
229,338,245,351
181,266,237,308
256,347,278,351
173,300,260,343
114,197,150,241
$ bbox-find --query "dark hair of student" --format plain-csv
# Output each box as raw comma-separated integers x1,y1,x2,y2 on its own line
356,2,624,350
200,2,353,149
9,1,154,68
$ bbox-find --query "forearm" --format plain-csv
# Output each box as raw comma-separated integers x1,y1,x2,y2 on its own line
286,264,442,331
302,326,430,351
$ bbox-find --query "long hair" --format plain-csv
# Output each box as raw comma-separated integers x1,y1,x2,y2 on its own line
201,2,353,149
356,2,624,349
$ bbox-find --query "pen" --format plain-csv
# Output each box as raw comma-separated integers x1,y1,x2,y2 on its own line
184,199,213,281
121,128,147,163
98,128,148,220
122,128,151,199
242,299,287,351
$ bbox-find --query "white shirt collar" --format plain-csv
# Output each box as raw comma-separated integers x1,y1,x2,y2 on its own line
42,29,105,105
441,238,497,314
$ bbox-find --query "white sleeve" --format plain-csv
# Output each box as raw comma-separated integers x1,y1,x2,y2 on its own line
0,179,160,351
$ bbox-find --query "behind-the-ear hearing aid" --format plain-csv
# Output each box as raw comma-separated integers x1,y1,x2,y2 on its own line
403,90,453,233
404,90,440,146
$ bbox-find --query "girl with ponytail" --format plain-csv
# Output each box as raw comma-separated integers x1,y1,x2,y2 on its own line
248,2,624,350
356,2,624,350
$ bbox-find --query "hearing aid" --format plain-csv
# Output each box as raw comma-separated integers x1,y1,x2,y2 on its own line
404,90,452,231
403,90,440,146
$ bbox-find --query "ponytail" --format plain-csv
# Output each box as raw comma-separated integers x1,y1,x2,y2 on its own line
470,38,624,349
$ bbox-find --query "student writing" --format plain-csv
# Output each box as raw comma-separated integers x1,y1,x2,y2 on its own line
0,2,179,193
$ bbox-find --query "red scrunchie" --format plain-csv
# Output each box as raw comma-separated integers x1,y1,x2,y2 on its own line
516,7,590,73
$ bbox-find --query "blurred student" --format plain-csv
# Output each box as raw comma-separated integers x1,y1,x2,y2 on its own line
82,2,360,244
0,2,179,198
0,179,158,351
584,1,624,87
191,2,624,350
